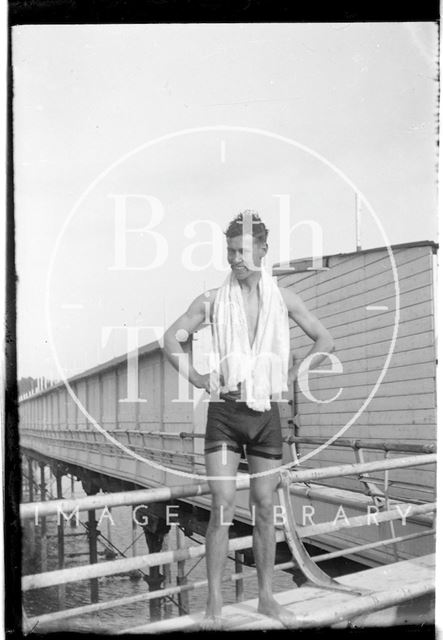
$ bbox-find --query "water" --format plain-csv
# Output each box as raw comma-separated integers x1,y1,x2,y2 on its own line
22,477,363,633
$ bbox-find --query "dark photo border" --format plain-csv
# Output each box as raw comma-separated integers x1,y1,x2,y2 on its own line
5,1,440,638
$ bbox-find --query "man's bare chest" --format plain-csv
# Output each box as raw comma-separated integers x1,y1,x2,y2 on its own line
242,291,260,348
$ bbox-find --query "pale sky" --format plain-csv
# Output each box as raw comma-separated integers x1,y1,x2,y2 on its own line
12,22,438,380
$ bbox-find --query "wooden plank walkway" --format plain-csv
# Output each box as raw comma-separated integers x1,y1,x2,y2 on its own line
121,554,434,633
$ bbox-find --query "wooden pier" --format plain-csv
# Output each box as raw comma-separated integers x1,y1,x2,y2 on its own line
18,241,438,630
20,452,436,633
122,553,434,632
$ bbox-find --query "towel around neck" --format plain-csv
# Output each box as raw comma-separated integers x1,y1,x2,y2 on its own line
211,265,290,411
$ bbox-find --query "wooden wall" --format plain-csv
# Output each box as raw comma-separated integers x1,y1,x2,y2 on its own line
19,350,194,435
277,242,437,499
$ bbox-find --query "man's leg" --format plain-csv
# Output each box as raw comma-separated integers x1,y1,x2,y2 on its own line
248,454,299,626
203,447,241,625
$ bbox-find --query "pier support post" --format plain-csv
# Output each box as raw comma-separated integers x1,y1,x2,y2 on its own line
127,508,141,579
25,458,36,556
141,511,169,622
87,509,99,603
39,463,47,572
235,551,244,602
143,531,164,622
69,475,76,527
162,531,173,619
28,458,34,503
82,478,100,604
56,471,66,609
176,527,189,615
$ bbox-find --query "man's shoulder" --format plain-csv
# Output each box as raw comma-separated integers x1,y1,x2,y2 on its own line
199,287,219,303
278,285,289,302
191,287,218,308
278,285,302,309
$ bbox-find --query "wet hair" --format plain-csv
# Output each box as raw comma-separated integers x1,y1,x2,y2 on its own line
224,210,269,244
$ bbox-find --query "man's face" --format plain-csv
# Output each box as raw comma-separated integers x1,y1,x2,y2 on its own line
226,234,267,280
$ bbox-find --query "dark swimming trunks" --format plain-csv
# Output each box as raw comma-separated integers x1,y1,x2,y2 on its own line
204,393,283,460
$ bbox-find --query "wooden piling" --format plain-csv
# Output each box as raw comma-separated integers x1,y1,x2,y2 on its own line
141,513,167,623
26,459,36,556
235,551,244,602
56,472,66,609
27,459,34,502
176,528,189,614
39,463,47,572
162,531,173,619
70,475,76,527
129,508,141,580
87,509,99,603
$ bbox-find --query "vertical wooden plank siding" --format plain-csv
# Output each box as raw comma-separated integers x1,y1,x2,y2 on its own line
117,364,136,431
76,381,87,430
102,370,117,431
138,355,161,430
60,388,67,430
67,385,76,430
87,376,101,425
162,359,193,432
276,244,437,497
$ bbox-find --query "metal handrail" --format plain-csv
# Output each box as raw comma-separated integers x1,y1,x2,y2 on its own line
21,451,437,630
25,527,435,629
22,501,435,591
286,435,436,454
283,454,435,484
288,484,434,527
20,453,435,521
21,423,437,456
179,431,436,454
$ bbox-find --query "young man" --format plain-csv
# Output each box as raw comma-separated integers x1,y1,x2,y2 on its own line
163,211,334,628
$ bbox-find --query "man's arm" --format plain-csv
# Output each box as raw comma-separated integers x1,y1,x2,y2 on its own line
280,287,335,381
163,290,216,392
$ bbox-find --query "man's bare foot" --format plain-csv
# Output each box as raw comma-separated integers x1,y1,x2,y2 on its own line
201,596,224,630
200,615,224,631
258,598,301,628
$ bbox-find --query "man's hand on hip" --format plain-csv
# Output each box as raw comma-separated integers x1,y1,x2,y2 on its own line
191,372,212,393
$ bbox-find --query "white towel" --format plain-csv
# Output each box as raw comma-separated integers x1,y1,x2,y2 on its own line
211,265,290,411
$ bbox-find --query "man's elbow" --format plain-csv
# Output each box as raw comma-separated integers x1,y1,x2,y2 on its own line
163,328,176,353
322,333,335,354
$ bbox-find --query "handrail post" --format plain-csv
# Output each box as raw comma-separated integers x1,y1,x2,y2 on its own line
383,450,399,562
352,443,384,506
